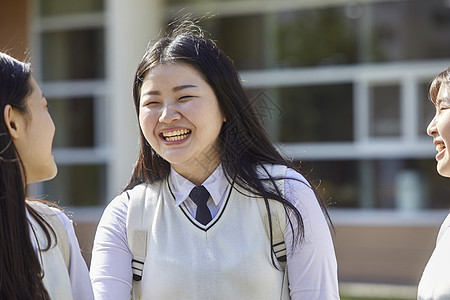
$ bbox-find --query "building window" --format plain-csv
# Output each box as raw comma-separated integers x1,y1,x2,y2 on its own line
369,84,401,137
40,0,103,16
43,165,106,206
48,97,95,148
33,0,106,206
276,7,358,68
277,84,353,142
41,29,104,80
368,0,450,63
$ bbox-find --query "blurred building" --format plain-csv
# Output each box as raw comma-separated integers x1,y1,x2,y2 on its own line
2,0,450,291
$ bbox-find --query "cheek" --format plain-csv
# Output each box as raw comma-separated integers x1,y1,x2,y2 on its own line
437,116,450,138
139,112,158,140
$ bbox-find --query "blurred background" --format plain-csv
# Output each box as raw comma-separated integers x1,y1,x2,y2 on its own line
2,0,450,298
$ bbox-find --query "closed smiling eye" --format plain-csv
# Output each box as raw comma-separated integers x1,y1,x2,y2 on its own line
143,101,161,107
178,95,195,101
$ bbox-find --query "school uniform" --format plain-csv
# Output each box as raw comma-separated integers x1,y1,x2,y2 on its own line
418,213,450,299
90,164,339,299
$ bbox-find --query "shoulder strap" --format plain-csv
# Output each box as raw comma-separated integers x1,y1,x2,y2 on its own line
26,200,70,269
256,164,291,299
256,164,288,270
257,198,287,269
126,183,161,300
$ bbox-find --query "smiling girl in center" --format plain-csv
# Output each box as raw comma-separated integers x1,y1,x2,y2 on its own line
90,22,339,300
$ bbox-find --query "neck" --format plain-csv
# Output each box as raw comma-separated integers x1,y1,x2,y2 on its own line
173,159,220,186
171,143,222,185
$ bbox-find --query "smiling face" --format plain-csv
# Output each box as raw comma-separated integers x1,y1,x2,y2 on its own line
139,63,225,184
427,84,450,177
9,76,57,183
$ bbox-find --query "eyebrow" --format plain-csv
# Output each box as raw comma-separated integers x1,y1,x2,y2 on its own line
173,84,197,92
142,84,198,96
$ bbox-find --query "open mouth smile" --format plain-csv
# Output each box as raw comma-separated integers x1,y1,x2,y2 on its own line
435,141,446,160
161,129,191,142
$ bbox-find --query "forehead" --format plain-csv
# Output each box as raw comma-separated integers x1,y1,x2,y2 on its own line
142,63,203,83
437,84,450,104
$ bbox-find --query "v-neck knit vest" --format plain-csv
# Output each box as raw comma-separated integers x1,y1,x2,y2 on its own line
127,165,288,300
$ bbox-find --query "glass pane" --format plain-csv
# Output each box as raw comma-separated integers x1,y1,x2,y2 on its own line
40,0,103,16
199,15,265,70
367,0,450,62
418,81,436,137
301,160,359,208
43,165,106,206
41,29,104,80
371,159,450,209
48,97,94,147
276,84,353,142
302,158,450,209
369,84,400,137
277,7,358,68
420,159,450,209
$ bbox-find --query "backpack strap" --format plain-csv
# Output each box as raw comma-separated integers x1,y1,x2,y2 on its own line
257,199,287,269
26,200,70,269
256,164,290,299
256,164,288,269
126,183,161,300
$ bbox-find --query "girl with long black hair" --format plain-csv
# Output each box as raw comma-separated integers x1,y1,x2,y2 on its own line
0,52,94,300
90,21,339,299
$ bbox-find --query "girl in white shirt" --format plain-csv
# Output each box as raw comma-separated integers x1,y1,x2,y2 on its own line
0,52,94,300
90,20,339,300
420,68,450,299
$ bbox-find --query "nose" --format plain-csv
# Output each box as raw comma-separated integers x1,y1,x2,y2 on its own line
427,116,437,137
159,103,181,124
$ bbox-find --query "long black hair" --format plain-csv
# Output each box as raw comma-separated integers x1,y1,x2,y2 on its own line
126,21,331,262
0,52,54,300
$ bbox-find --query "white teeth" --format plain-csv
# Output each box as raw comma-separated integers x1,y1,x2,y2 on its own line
162,129,190,137
437,144,446,152
162,129,191,141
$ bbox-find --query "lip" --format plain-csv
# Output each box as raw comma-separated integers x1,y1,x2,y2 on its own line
434,140,446,160
436,149,445,160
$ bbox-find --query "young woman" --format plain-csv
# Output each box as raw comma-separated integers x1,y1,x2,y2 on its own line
90,22,339,299
0,52,94,300
420,68,450,299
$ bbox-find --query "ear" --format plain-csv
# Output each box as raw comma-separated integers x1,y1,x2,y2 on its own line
3,104,21,139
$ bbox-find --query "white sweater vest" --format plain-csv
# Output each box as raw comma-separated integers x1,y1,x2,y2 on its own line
127,166,288,299
28,202,73,300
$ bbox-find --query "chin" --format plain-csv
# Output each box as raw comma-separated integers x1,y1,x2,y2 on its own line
39,165,58,182
437,165,450,178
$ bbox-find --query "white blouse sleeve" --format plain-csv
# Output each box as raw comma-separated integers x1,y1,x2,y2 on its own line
51,208,95,300
89,193,133,300
284,169,339,300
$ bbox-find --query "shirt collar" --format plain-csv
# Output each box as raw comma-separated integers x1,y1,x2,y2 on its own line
169,164,228,207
